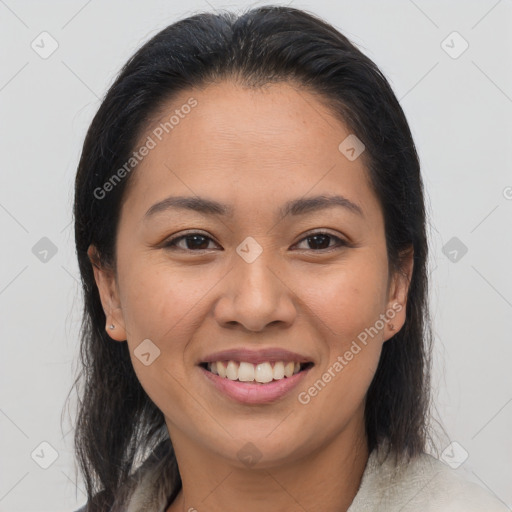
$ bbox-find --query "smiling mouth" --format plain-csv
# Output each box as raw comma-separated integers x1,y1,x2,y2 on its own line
199,360,315,384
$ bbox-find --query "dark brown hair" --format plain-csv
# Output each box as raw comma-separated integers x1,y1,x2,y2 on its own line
67,5,436,510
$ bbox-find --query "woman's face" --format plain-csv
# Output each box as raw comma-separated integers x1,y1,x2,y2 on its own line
90,80,411,468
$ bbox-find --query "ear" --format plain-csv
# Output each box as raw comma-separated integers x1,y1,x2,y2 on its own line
383,247,414,342
87,244,127,342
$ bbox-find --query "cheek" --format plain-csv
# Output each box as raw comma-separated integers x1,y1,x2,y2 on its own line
118,259,217,344
116,261,213,424
302,256,389,342
297,255,388,404
295,266,388,433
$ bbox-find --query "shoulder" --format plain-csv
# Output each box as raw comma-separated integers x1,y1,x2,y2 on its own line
394,453,509,511
348,446,510,512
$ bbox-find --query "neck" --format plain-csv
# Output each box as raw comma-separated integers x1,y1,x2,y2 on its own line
166,410,369,512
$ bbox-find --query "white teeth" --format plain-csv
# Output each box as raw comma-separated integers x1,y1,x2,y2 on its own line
206,360,309,383
217,361,227,378
284,362,294,378
273,361,285,380
238,362,255,381
255,362,273,383
226,360,238,380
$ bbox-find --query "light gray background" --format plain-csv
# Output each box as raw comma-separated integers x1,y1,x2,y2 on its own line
1,0,511,510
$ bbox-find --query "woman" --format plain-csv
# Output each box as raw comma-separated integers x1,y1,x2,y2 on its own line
70,5,509,511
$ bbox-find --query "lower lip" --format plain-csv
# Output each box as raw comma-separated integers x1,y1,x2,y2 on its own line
199,365,312,404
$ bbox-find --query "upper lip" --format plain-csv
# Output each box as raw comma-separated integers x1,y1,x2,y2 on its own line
199,348,313,365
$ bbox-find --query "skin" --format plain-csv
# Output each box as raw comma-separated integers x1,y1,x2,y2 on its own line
88,80,413,512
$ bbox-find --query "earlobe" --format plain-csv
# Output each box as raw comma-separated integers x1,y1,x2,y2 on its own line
106,321,126,341
87,244,127,342
384,248,414,341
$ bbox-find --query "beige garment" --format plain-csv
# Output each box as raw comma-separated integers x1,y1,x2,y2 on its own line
346,444,510,512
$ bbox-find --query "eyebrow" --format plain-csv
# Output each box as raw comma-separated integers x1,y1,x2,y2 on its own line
144,193,364,221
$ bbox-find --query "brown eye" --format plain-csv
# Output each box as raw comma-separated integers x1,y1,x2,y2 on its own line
294,232,347,251
163,233,219,251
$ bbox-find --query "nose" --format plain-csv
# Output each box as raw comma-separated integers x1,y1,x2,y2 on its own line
213,248,298,332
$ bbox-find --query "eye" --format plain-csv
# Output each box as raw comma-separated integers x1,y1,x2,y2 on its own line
293,231,348,252
162,230,348,253
163,232,220,251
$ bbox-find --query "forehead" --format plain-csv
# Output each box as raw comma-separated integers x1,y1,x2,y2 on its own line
121,80,377,221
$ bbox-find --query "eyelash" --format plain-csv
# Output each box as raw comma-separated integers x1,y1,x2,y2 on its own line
162,230,348,253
